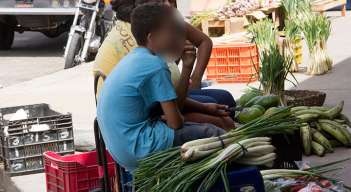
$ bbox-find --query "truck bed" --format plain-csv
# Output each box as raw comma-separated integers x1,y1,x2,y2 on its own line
0,0,76,15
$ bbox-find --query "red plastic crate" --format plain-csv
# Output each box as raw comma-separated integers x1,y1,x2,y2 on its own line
206,43,259,83
44,151,117,192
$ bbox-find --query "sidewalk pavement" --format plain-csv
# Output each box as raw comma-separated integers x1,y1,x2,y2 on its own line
0,12,350,191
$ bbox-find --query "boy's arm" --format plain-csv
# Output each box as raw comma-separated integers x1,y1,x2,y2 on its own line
185,23,213,89
175,43,196,109
184,98,230,116
160,100,184,130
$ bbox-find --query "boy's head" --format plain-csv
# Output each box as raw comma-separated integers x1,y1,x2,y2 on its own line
135,0,177,8
131,3,186,61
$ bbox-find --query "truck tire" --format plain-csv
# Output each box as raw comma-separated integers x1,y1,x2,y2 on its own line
64,32,83,69
0,23,14,50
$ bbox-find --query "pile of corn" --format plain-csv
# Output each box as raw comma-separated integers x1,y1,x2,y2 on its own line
291,101,351,156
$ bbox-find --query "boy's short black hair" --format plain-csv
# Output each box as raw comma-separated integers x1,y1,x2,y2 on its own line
131,3,173,46
111,0,135,22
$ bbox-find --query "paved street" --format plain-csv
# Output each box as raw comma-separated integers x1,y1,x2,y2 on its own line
0,32,66,87
0,12,350,191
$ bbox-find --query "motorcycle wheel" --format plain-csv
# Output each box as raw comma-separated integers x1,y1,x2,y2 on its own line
0,22,14,50
64,32,83,69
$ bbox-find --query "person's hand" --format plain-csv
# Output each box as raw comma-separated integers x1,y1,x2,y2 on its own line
220,116,235,131
181,41,196,70
204,103,230,116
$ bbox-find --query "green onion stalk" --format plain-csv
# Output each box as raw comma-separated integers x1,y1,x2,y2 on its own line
134,108,303,192
259,44,296,105
248,19,297,104
247,19,277,53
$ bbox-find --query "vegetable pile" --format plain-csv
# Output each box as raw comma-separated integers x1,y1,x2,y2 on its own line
263,159,351,192
134,108,302,192
291,101,351,157
281,0,333,75
216,0,260,19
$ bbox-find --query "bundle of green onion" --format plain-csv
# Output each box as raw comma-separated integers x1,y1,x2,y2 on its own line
134,108,302,192
282,21,300,72
301,14,332,75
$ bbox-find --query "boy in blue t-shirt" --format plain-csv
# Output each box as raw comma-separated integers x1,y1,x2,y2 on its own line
97,3,225,173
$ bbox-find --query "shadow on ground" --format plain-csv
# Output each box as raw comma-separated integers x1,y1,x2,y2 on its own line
294,56,351,115
295,57,351,185
0,32,67,57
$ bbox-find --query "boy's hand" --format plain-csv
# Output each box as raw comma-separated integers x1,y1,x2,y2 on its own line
204,103,230,116
181,42,196,69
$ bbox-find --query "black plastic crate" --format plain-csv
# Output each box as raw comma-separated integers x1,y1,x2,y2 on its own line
271,131,302,169
0,104,75,176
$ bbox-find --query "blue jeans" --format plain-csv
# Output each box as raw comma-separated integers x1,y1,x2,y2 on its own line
189,89,236,108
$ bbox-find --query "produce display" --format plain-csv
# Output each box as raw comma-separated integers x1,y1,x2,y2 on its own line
134,109,302,192
282,0,333,75
263,169,347,191
291,102,351,157
215,0,260,19
237,88,351,158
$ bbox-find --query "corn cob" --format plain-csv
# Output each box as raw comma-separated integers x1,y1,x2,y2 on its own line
293,109,328,118
300,124,312,156
309,106,330,111
324,101,344,119
297,114,319,122
319,121,349,146
319,119,351,147
312,141,325,156
291,106,309,113
311,128,333,152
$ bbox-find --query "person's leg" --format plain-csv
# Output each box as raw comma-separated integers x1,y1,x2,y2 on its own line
173,122,226,146
188,94,217,104
189,89,236,108
183,113,234,131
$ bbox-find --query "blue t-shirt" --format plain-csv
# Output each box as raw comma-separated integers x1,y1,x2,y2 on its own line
97,47,177,173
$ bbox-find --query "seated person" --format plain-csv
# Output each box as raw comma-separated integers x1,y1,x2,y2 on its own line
97,3,225,173
94,0,235,129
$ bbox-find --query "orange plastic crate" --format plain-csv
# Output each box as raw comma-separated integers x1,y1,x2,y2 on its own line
206,43,259,83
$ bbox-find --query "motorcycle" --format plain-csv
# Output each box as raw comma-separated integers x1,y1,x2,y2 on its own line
64,0,111,69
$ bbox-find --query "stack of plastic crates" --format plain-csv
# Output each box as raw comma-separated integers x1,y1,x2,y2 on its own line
0,103,74,176
206,43,259,83
44,151,117,192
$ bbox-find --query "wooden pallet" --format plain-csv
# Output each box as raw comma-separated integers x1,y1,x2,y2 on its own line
201,19,231,36
312,0,347,16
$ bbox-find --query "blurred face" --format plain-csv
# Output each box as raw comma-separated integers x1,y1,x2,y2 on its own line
150,10,185,62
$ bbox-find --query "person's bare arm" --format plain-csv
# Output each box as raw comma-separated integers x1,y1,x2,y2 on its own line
175,43,196,109
184,98,230,116
185,23,213,89
160,100,184,130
